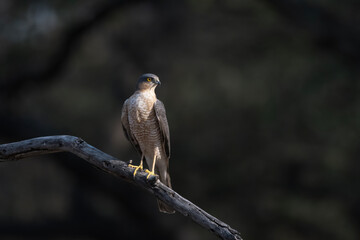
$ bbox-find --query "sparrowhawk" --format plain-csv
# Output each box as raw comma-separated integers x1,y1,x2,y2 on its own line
121,73,175,214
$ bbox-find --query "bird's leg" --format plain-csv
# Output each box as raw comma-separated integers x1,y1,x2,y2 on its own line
145,155,158,179
128,154,144,177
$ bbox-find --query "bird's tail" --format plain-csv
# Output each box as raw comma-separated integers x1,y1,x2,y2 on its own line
157,171,175,214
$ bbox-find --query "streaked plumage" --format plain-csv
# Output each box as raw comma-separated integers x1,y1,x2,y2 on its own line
121,73,174,214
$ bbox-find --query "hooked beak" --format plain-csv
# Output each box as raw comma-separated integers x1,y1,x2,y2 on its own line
155,79,161,85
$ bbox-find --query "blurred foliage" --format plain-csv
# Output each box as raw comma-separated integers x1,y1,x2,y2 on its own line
0,0,360,239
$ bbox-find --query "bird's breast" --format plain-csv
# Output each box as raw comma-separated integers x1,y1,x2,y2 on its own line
127,92,161,143
129,93,155,121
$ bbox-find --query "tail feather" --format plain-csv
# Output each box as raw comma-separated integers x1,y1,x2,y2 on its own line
157,170,175,214
157,199,175,214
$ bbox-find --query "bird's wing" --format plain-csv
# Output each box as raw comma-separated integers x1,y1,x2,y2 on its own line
121,99,142,155
154,100,171,158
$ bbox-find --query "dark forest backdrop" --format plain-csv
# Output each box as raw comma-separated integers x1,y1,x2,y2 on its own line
1,0,360,239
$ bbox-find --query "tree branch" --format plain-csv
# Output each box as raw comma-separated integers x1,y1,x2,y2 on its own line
0,0,145,98
0,135,242,240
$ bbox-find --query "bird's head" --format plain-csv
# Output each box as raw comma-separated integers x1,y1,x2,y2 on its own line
136,73,161,91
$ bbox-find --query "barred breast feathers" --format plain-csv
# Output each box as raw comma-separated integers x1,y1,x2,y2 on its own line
127,90,162,149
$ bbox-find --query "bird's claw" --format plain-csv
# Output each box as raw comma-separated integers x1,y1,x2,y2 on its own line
128,164,143,177
145,169,157,179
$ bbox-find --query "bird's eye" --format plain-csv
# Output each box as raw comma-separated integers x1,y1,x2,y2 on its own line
146,77,152,82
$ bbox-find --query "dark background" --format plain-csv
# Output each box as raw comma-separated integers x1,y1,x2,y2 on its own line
1,0,360,239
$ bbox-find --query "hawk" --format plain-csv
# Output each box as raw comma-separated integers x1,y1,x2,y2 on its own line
121,73,175,214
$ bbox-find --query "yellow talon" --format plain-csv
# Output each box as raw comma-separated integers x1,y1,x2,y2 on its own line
145,169,157,179
128,162,143,177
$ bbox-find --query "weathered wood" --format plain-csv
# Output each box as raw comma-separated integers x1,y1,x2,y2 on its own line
0,135,242,240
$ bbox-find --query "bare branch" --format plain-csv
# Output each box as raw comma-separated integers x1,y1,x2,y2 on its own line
0,135,242,240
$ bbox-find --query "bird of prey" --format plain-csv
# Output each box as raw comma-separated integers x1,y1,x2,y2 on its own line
121,73,175,214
